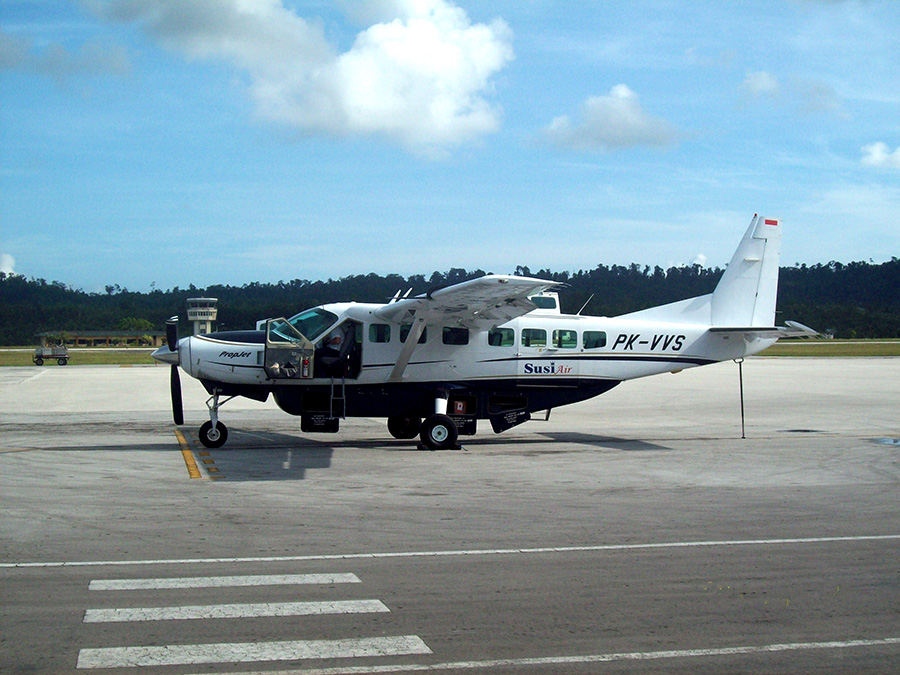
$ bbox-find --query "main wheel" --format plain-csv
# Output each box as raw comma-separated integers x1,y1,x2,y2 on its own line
199,420,229,448
58,357,68,366
387,415,421,439
419,414,458,450
34,358,43,366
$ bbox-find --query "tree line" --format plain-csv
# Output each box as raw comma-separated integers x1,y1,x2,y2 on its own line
1,258,898,345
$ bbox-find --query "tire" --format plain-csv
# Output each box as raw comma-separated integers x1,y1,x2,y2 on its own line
419,414,458,450
387,415,421,440
199,420,228,448
34,358,43,366
58,358,68,366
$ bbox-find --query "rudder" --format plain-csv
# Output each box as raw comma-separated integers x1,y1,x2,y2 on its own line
710,214,782,327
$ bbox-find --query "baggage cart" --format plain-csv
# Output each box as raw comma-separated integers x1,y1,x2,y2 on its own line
33,346,68,366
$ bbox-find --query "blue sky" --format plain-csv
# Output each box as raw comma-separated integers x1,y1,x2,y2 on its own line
1,0,898,293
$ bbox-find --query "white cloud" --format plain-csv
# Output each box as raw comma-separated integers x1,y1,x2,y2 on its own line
740,70,779,99
861,142,900,169
545,84,678,152
740,70,847,117
0,252,15,275
87,0,513,156
795,79,841,115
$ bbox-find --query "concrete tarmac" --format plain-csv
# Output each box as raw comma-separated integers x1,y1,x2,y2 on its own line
1,357,898,674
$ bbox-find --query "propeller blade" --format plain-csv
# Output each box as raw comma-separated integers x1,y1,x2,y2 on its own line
166,316,179,352
170,364,184,426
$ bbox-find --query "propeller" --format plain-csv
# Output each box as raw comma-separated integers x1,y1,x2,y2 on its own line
166,316,179,352
166,316,184,426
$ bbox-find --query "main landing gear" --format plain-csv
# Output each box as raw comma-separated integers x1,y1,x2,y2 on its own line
387,391,459,451
198,390,235,448
419,414,458,450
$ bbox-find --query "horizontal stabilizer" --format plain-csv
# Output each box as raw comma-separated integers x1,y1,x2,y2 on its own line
709,321,818,340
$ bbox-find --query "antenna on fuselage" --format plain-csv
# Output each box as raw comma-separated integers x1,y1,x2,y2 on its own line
576,294,595,316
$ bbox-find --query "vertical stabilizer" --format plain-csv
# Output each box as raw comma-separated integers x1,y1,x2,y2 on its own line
710,215,782,327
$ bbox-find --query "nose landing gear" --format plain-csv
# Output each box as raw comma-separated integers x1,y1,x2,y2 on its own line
199,420,228,448
198,390,235,448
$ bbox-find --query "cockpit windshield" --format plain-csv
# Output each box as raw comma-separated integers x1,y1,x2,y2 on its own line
287,308,338,341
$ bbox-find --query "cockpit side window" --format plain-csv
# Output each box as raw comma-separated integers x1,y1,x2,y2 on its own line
287,308,338,341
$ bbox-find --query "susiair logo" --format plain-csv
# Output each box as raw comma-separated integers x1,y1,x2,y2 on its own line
523,362,573,375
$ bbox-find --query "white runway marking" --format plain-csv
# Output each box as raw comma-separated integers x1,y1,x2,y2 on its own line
76,635,432,669
83,599,389,623
180,637,900,675
88,572,360,591
7,534,900,568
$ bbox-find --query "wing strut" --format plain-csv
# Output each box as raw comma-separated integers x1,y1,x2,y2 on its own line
389,314,427,381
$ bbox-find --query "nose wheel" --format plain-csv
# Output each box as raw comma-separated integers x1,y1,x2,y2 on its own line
199,420,228,448
198,390,234,448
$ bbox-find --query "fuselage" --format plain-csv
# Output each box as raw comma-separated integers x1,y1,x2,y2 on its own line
151,215,804,449
170,299,773,423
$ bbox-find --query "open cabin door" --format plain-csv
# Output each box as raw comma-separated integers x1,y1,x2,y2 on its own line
264,318,315,380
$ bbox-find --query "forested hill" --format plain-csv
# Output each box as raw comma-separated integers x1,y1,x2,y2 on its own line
1,258,898,345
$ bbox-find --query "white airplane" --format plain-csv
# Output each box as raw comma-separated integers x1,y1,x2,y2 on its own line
152,214,815,449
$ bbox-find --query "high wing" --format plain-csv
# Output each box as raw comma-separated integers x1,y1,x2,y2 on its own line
374,274,560,381
374,274,560,329
708,321,819,340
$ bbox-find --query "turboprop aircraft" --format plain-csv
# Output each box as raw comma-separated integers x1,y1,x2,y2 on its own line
152,214,815,449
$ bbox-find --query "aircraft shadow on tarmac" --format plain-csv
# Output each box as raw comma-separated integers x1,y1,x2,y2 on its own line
188,428,334,481
189,427,672,481
533,432,671,452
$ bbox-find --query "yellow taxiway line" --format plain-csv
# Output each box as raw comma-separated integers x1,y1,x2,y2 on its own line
174,429,203,479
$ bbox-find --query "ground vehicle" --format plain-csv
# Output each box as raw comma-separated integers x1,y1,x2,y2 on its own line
33,346,68,366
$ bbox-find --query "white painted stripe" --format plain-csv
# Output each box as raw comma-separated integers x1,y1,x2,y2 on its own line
76,635,432,669
84,599,389,623
181,637,900,675
89,573,360,591
7,534,900,568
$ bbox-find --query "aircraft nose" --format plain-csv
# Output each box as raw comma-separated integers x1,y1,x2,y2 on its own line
151,345,180,365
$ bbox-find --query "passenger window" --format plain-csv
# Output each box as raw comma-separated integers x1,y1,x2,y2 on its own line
442,327,469,345
488,327,514,347
553,329,577,348
521,328,547,348
583,331,607,349
369,324,391,343
400,324,428,343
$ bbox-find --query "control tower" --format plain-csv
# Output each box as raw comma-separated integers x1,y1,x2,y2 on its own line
186,297,218,335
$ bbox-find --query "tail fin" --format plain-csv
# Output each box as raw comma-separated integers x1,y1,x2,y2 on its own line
710,214,781,327
619,214,782,326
